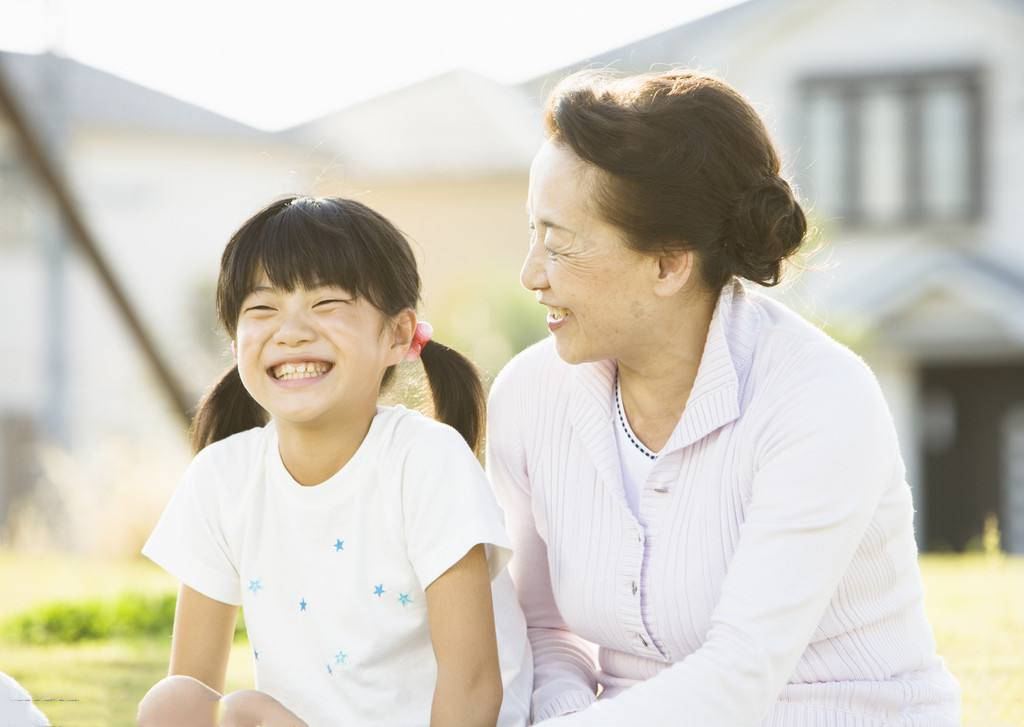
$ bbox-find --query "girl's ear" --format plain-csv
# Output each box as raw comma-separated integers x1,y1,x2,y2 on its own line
386,309,417,366
230,339,237,361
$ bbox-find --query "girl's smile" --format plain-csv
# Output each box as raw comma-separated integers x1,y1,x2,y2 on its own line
267,358,335,387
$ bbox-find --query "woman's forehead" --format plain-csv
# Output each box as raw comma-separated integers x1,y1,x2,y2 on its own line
528,143,595,225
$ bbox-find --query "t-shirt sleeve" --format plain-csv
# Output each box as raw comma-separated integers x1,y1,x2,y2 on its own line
402,423,513,591
141,448,242,606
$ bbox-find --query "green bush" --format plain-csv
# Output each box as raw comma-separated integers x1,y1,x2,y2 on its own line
1,592,247,645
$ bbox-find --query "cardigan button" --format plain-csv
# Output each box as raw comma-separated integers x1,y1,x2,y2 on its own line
631,580,638,596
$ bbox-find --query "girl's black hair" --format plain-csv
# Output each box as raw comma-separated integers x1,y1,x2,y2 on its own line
189,196,484,454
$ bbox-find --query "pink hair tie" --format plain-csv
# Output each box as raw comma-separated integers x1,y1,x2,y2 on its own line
404,321,433,361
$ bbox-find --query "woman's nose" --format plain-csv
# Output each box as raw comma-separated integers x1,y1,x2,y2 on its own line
520,243,548,292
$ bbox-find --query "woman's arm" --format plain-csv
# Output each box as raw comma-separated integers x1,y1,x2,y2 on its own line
539,346,898,726
486,367,598,721
426,544,503,727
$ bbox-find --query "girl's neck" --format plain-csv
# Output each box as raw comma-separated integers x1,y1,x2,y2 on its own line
274,399,379,486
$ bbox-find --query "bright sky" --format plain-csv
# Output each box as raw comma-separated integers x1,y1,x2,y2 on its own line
1,0,742,130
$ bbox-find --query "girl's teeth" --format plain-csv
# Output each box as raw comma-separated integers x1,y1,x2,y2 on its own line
273,362,329,379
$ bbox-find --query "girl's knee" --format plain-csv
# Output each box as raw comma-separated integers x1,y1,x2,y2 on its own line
219,689,308,727
137,674,221,727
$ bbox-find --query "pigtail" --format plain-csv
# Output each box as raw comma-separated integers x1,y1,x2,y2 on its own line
189,365,267,454
418,339,485,454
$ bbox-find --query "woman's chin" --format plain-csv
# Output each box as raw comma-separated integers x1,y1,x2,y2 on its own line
551,335,595,366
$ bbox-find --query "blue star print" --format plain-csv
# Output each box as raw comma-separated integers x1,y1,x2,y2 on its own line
326,663,333,675
398,593,412,606
334,538,345,552
248,579,262,593
373,584,385,597
335,650,348,665
254,649,259,661
299,598,308,612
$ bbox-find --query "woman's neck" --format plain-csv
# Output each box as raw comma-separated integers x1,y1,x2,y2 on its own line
617,292,717,452
274,400,378,486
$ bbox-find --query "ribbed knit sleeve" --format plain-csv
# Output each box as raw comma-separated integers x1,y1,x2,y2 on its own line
537,342,900,726
487,358,599,722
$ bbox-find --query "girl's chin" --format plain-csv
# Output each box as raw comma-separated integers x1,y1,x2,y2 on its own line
270,410,334,429
261,397,334,425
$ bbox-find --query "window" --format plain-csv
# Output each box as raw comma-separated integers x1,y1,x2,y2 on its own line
800,68,983,227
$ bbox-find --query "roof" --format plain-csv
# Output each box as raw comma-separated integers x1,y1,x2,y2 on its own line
812,248,1024,353
517,0,787,103
282,70,542,178
0,51,265,138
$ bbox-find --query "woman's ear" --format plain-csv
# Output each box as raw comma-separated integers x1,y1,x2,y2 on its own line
653,248,696,297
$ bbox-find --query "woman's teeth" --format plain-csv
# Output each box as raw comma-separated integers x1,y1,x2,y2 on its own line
547,306,569,322
272,361,331,380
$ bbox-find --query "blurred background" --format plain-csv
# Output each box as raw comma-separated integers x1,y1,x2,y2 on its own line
0,0,1022,724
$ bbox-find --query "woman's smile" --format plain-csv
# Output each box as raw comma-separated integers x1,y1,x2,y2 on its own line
544,305,571,331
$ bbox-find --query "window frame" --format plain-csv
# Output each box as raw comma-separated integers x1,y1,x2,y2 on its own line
798,66,985,229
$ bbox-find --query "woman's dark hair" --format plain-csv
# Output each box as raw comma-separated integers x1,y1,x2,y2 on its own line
544,70,807,290
189,196,484,454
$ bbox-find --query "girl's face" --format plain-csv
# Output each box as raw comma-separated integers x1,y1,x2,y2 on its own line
232,272,409,427
522,140,659,365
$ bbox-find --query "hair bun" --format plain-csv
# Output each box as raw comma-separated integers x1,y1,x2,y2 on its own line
724,175,807,286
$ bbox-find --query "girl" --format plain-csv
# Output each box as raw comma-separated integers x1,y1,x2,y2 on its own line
137,196,532,727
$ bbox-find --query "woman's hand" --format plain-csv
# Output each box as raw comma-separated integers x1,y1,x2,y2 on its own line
219,689,308,727
137,674,221,727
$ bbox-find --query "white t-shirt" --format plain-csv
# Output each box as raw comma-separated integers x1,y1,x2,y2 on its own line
141,405,532,727
0,673,50,726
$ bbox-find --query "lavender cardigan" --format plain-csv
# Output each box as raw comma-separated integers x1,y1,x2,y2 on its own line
485,280,959,726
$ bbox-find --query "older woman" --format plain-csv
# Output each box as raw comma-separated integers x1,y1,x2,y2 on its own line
486,71,959,726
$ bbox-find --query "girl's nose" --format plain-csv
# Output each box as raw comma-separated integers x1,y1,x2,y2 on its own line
274,313,316,347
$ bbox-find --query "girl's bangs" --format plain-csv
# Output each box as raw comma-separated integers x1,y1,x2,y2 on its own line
222,200,372,321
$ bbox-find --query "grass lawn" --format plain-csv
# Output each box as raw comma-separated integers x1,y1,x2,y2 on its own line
1,551,1022,726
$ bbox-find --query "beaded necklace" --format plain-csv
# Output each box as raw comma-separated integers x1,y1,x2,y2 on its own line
614,370,658,461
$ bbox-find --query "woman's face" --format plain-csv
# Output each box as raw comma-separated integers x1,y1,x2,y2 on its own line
522,140,658,365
